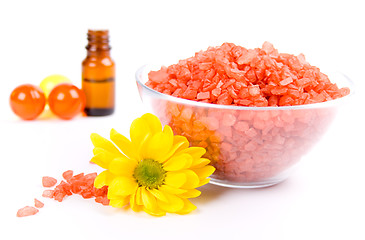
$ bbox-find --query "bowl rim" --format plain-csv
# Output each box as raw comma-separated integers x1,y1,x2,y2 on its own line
136,64,355,111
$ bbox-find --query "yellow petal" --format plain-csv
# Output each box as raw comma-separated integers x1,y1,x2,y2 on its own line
109,156,137,177
130,117,152,149
163,125,174,139
108,190,121,200
178,189,201,198
197,178,210,187
181,147,206,160
130,192,143,212
159,184,187,195
172,135,190,154
110,128,139,160
148,188,168,203
141,187,158,211
93,147,121,158
191,158,211,169
164,172,186,189
193,165,216,180
157,192,184,213
109,197,129,208
161,135,190,163
94,170,114,188
135,187,143,205
141,113,162,135
91,147,120,169
90,152,109,169
180,170,200,189
108,176,138,196
143,207,166,217
163,153,192,171
176,199,197,215
141,131,173,163
90,133,121,155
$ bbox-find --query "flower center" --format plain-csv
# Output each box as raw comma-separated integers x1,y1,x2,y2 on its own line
133,159,166,189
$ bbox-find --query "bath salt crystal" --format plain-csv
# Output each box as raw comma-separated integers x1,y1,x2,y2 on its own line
222,113,236,127
62,170,73,181
42,176,57,187
42,189,54,198
197,91,210,100
279,77,293,86
34,198,44,208
17,206,39,217
211,88,221,97
248,85,260,96
233,121,250,132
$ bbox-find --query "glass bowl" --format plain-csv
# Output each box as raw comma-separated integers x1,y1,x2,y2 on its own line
136,65,354,188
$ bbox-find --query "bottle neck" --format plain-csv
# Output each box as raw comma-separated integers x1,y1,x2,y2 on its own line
86,30,111,57
86,50,110,57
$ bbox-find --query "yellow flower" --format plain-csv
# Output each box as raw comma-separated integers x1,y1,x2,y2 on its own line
90,113,215,216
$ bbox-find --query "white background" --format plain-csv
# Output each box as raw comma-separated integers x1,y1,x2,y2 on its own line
1,0,364,239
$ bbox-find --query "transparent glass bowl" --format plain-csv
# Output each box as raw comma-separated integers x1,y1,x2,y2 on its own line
136,65,354,188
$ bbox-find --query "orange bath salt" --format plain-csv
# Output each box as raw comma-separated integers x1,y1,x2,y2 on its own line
34,198,44,208
62,170,73,181
42,189,54,198
17,171,110,218
17,206,39,217
146,42,351,184
44,171,109,205
147,42,349,107
222,113,236,127
42,176,57,187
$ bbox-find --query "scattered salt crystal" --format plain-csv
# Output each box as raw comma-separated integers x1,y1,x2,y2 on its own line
42,176,57,187
42,189,54,198
46,171,109,204
34,198,44,208
62,170,73,181
17,206,39,217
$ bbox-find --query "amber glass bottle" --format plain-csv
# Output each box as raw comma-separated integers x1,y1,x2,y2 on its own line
82,30,115,116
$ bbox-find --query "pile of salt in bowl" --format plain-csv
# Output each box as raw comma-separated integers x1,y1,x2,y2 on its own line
146,42,349,106
145,42,350,183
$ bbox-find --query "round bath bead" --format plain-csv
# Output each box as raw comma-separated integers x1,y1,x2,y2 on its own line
48,83,86,120
9,84,46,120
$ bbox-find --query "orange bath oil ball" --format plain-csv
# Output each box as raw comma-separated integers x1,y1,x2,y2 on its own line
9,84,46,120
48,83,86,120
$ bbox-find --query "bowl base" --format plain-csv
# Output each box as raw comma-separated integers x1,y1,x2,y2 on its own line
208,166,295,188
209,177,287,188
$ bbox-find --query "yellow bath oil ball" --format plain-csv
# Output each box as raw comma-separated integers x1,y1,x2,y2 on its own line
40,74,72,97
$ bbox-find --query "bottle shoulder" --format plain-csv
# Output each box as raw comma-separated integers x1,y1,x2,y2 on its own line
82,56,115,67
